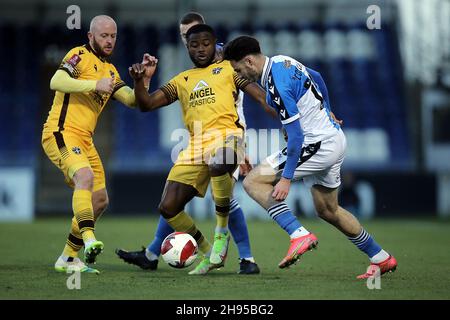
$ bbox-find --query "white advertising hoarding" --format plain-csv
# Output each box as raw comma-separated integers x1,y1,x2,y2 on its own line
0,168,34,222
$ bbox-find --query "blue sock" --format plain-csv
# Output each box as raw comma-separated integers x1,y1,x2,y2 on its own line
348,229,382,258
228,199,252,259
268,203,302,235
147,216,174,256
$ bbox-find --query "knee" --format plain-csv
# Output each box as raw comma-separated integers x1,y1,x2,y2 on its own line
73,168,94,190
158,199,177,219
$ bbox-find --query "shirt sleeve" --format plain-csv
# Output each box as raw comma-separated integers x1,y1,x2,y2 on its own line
58,47,87,79
49,69,97,93
112,86,136,108
282,120,304,180
159,77,179,104
306,67,329,109
110,66,127,96
233,73,250,90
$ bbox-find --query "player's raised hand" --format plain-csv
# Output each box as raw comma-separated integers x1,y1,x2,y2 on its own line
141,53,158,78
96,77,114,94
128,63,146,81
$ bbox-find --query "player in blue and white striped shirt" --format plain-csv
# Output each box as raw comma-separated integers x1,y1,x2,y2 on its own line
224,36,397,279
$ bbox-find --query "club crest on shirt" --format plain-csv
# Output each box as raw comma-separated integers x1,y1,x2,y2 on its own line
72,147,82,155
212,67,223,75
283,60,291,69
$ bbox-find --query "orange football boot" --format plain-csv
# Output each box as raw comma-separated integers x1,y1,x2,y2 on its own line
278,233,318,269
357,255,398,279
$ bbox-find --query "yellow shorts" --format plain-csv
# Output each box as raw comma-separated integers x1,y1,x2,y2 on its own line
167,134,244,197
41,131,106,192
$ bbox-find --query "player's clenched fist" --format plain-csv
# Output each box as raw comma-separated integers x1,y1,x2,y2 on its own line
141,53,159,78
128,63,146,81
96,77,114,94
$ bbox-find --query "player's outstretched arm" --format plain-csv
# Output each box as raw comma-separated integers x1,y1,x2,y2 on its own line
242,82,278,118
50,70,114,94
129,62,169,112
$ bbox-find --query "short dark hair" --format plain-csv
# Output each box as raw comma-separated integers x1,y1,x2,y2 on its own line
224,36,261,61
185,23,216,40
179,12,205,25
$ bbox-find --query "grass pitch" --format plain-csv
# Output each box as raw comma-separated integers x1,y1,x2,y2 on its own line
1,216,449,300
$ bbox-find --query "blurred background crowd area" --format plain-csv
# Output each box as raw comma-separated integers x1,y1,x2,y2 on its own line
0,0,449,219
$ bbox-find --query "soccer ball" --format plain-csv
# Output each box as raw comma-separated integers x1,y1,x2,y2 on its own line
161,232,198,268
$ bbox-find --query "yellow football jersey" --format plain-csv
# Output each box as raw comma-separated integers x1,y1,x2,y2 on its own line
43,44,126,136
160,60,249,140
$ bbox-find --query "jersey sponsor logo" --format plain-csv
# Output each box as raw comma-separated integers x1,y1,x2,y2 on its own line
189,80,216,107
212,67,223,75
72,147,82,155
193,80,209,91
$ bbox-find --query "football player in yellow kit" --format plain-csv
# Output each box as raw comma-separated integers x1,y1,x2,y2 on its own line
116,12,274,275
128,24,269,274
42,15,151,273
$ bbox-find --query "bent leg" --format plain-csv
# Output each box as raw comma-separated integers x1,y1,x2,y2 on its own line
311,185,361,237
209,146,237,230
158,180,211,255
72,167,96,244
242,161,279,209
243,161,315,268
147,216,174,256
92,188,109,222
228,198,252,260
208,145,239,265
311,185,390,263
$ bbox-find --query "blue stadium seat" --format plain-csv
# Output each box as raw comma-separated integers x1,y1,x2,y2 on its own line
0,20,412,170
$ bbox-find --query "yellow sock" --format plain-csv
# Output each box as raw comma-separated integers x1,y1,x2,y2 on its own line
62,217,84,258
166,211,211,254
62,244,79,258
210,173,233,230
73,189,96,243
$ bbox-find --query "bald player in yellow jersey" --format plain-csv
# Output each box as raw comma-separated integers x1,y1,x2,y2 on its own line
128,24,269,273
42,15,151,273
